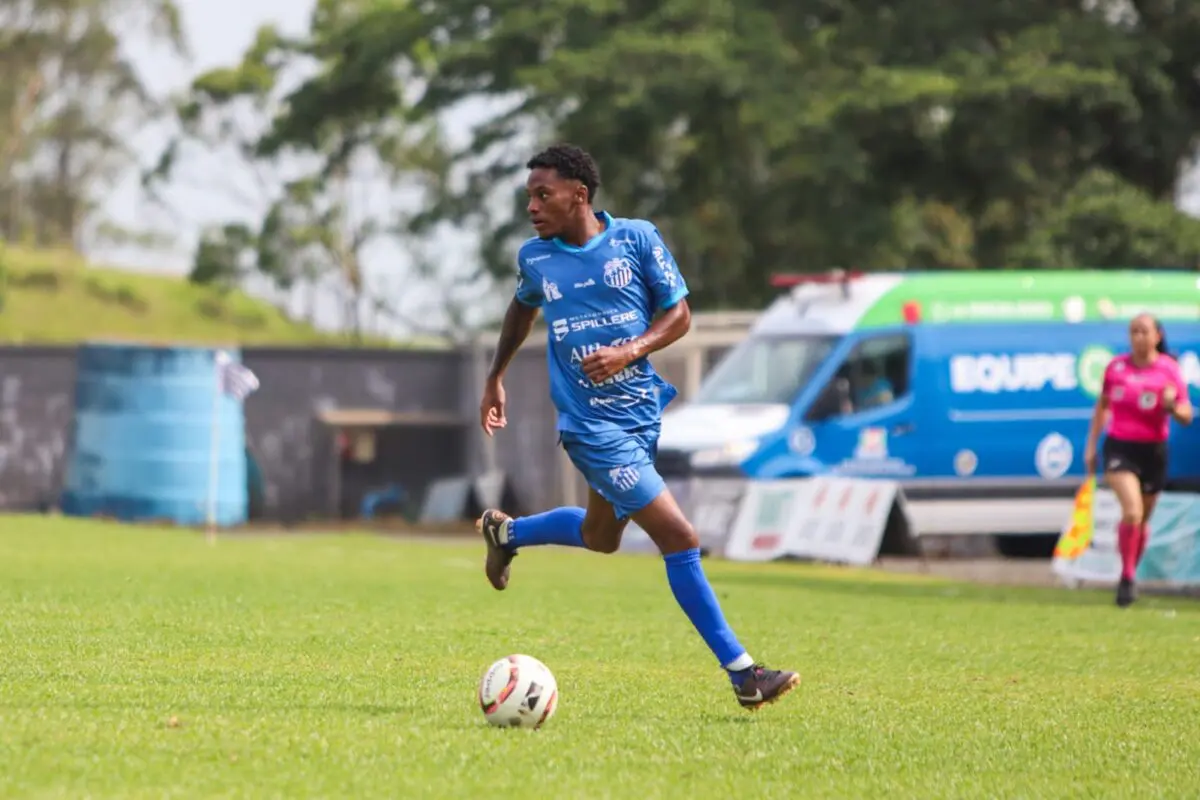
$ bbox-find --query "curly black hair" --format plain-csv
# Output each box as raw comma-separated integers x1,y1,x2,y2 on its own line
527,144,601,203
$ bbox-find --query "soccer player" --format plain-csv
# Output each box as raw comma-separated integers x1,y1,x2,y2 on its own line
476,144,800,710
1084,313,1192,607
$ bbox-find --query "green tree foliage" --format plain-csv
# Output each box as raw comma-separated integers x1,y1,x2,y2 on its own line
148,2,452,339
0,0,184,249
164,0,1200,312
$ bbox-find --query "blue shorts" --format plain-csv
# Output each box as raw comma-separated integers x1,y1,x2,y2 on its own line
560,424,667,520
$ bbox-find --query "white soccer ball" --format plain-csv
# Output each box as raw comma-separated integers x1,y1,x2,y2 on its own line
478,654,559,729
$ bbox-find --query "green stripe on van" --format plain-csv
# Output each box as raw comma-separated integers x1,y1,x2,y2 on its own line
856,271,1200,328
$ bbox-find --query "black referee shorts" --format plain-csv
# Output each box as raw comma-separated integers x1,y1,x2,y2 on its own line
1102,436,1168,495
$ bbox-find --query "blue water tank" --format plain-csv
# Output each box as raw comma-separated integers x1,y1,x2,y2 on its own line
61,343,249,526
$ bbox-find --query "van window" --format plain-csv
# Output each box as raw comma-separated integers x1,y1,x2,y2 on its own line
806,333,912,421
693,335,836,405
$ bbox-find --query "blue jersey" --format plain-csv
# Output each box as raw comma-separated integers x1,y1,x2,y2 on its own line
514,211,690,435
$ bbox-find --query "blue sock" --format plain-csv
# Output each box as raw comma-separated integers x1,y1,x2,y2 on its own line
663,548,754,684
506,507,586,551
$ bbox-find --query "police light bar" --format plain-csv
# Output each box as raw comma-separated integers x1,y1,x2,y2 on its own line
768,270,864,288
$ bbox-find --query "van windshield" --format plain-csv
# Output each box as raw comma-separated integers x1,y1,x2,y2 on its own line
693,335,837,405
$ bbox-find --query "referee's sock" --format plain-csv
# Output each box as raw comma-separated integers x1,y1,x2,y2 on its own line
1117,521,1139,581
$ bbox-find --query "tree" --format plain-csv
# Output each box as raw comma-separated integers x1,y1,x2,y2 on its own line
159,0,1200,315
147,4,466,340
0,0,185,251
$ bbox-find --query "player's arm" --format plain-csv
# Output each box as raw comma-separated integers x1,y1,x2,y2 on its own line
581,227,691,383
481,260,543,435
626,228,691,359
1084,366,1114,474
626,299,691,362
1166,369,1193,425
487,298,539,382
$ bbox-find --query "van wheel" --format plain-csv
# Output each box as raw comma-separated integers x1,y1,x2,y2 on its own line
994,534,1057,559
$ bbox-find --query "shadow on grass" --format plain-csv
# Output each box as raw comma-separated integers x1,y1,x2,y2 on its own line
709,568,1200,611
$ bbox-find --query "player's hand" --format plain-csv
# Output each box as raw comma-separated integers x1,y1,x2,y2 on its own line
581,345,634,384
1084,444,1097,476
480,378,507,436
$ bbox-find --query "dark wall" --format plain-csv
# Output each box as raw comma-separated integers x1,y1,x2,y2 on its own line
0,347,76,510
239,348,464,520
0,344,575,521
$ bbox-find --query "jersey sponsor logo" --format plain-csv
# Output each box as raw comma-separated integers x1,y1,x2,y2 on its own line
652,246,678,287
569,336,636,364
524,254,550,265
603,257,634,289
549,310,640,341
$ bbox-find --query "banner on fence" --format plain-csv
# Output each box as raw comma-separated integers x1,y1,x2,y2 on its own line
618,478,748,555
1052,488,1200,586
722,477,898,566
618,476,899,565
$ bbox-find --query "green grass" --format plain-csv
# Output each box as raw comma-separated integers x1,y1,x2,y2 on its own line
2,517,1199,799
0,244,403,346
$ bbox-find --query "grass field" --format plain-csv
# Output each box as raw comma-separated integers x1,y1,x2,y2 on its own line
2,518,1199,799
0,245,399,346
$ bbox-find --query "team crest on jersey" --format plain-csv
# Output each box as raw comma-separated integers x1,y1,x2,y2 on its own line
603,258,634,289
1138,390,1157,410
542,277,562,302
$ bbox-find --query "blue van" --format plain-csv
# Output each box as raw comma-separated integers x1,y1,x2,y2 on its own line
656,271,1200,539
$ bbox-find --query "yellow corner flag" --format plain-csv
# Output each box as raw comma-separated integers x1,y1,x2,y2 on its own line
1053,476,1096,560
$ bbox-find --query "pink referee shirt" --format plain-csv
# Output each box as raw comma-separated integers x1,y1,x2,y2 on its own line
1103,354,1187,443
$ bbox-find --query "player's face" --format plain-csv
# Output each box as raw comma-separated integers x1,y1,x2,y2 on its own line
1129,315,1159,358
526,167,586,238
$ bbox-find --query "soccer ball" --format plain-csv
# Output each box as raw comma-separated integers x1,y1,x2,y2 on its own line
478,654,559,729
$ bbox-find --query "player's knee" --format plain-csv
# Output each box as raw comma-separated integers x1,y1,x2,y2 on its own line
655,520,699,555
1121,509,1144,526
580,518,622,554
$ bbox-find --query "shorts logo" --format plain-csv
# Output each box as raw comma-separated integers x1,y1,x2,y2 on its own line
603,258,634,289
608,465,640,492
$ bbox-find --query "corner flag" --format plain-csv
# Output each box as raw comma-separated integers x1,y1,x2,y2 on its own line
1053,476,1096,560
